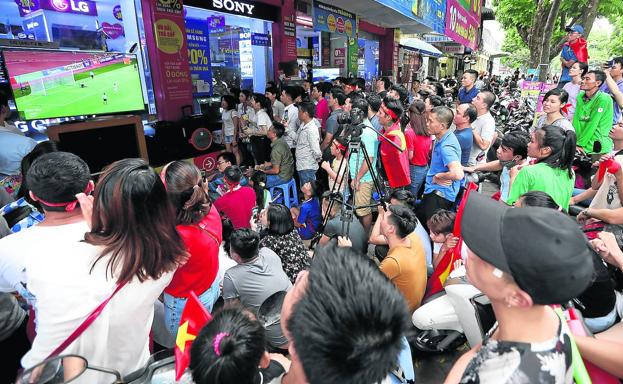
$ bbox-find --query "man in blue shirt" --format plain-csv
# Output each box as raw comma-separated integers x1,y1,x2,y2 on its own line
559,25,584,88
602,56,623,124
458,70,479,104
453,103,477,166
417,106,464,229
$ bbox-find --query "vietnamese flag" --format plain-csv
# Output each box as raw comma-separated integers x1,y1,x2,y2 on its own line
424,182,478,300
174,291,212,381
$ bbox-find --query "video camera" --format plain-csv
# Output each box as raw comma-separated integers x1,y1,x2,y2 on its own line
337,107,366,139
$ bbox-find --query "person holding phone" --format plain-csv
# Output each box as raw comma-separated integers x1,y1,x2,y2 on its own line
602,57,623,124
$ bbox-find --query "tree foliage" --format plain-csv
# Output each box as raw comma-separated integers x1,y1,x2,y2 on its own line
495,0,623,77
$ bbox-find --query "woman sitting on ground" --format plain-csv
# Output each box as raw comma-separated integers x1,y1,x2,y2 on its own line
259,203,310,283
161,161,222,336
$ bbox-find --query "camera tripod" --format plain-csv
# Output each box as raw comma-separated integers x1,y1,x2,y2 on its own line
309,121,404,251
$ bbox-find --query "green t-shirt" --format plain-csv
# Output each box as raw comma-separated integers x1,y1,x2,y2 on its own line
573,91,614,154
506,163,575,210
349,121,379,183
270,137,294,180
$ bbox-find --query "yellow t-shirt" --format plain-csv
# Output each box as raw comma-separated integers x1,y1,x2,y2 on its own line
380,233,427,312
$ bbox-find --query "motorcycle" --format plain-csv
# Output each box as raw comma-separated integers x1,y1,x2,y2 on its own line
16,349,187,384
411,271,496,354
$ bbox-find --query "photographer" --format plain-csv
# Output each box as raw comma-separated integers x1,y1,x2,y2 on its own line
603,57,623,124
348,96,379,233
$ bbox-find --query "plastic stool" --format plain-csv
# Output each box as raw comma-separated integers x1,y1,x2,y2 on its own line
270,178,298,208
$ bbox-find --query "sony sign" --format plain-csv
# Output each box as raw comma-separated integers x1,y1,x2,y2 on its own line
212,0,255,16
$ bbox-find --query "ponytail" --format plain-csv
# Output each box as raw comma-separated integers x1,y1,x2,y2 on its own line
536,125,576,178
177,181,211,224
560,129,577,178
164,161,211,225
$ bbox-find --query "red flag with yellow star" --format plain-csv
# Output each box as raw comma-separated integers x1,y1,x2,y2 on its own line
424,182,478,300
175,290,212,381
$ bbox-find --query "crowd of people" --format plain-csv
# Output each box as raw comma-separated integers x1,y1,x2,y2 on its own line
1,48,623,384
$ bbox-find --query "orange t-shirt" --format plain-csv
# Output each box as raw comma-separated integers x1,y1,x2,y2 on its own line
380,232,427,312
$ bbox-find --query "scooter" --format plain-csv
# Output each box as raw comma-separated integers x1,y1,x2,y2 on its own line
16,349,184,384
410,270,496,353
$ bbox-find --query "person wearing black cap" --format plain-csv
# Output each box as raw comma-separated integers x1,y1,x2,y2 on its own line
445,193,595,384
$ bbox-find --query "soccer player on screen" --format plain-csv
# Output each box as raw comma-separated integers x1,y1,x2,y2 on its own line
113,82,119,93
90,71,95,79
102,92,108,105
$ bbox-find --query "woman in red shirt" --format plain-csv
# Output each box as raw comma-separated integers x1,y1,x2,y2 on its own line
404,101,432,197
161,161,222,336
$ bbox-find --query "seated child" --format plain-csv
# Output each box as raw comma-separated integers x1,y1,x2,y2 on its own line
426,210,458,269
290,181,322,241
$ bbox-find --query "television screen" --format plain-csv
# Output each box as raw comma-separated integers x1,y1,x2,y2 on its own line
312,67,341,82
57,123,142,175
3,49,145,120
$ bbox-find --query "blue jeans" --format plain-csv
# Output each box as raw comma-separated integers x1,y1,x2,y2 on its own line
409,165,428,197
265,174,290,188
298,169,316,186
163,278,220,336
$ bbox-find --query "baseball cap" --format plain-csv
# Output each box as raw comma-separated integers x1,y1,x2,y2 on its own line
461,193,594,305
566,24,585,34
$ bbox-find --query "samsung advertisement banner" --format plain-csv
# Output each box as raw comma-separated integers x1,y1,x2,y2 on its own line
185,18,213,95
312,1,356,39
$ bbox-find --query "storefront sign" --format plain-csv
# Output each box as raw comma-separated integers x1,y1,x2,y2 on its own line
419,0,446,34
41,0,98,16
186,18,213,95
142,0,193,121
444,0,479,50
22,14,48,40
15,0,39,16
438,44,464,54
313,1,356,39
102,22,124,39
15,0,98,16
113,4,123,20
282,13,297,61
321,33,330,67
192,0,279,22
347,37,358,77
251,33,271,47
208,15,225,33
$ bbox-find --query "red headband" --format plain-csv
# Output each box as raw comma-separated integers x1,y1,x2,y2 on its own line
334,141,347,152
381,104,398,121
35,183,93,212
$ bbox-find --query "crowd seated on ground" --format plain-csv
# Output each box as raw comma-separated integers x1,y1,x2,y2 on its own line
2,68,623,384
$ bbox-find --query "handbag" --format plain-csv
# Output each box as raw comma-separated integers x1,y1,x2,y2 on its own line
45,282,127,359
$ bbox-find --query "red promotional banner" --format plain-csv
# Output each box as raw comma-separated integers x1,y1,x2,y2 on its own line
444,0,480,50
141,0,193,121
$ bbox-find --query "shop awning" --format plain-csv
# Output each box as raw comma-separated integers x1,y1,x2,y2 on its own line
400,37,443,57
489,51,511,59
321,0,434,34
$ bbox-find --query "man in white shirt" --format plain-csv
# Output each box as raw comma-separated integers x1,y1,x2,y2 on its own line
468,91,497,166
295,102,322,184
280,86,300,150
266,86,285,124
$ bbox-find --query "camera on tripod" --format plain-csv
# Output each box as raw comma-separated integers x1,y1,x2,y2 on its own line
337,107,366,139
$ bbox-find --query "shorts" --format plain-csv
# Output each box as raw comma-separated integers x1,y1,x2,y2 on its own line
163,278,220,336
354,181,374,217
223,134,235,144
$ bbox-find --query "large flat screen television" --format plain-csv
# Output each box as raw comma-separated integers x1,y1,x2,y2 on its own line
312,67,341,83
3,49,145,120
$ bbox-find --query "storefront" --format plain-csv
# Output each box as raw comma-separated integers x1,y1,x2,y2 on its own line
398,36,442,85
182,0,279,95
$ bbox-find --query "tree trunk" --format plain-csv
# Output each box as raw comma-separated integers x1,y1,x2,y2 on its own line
528,0,550,69
538,0,562,81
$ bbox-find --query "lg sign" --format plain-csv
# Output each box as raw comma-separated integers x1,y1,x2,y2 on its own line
41,0,98,15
